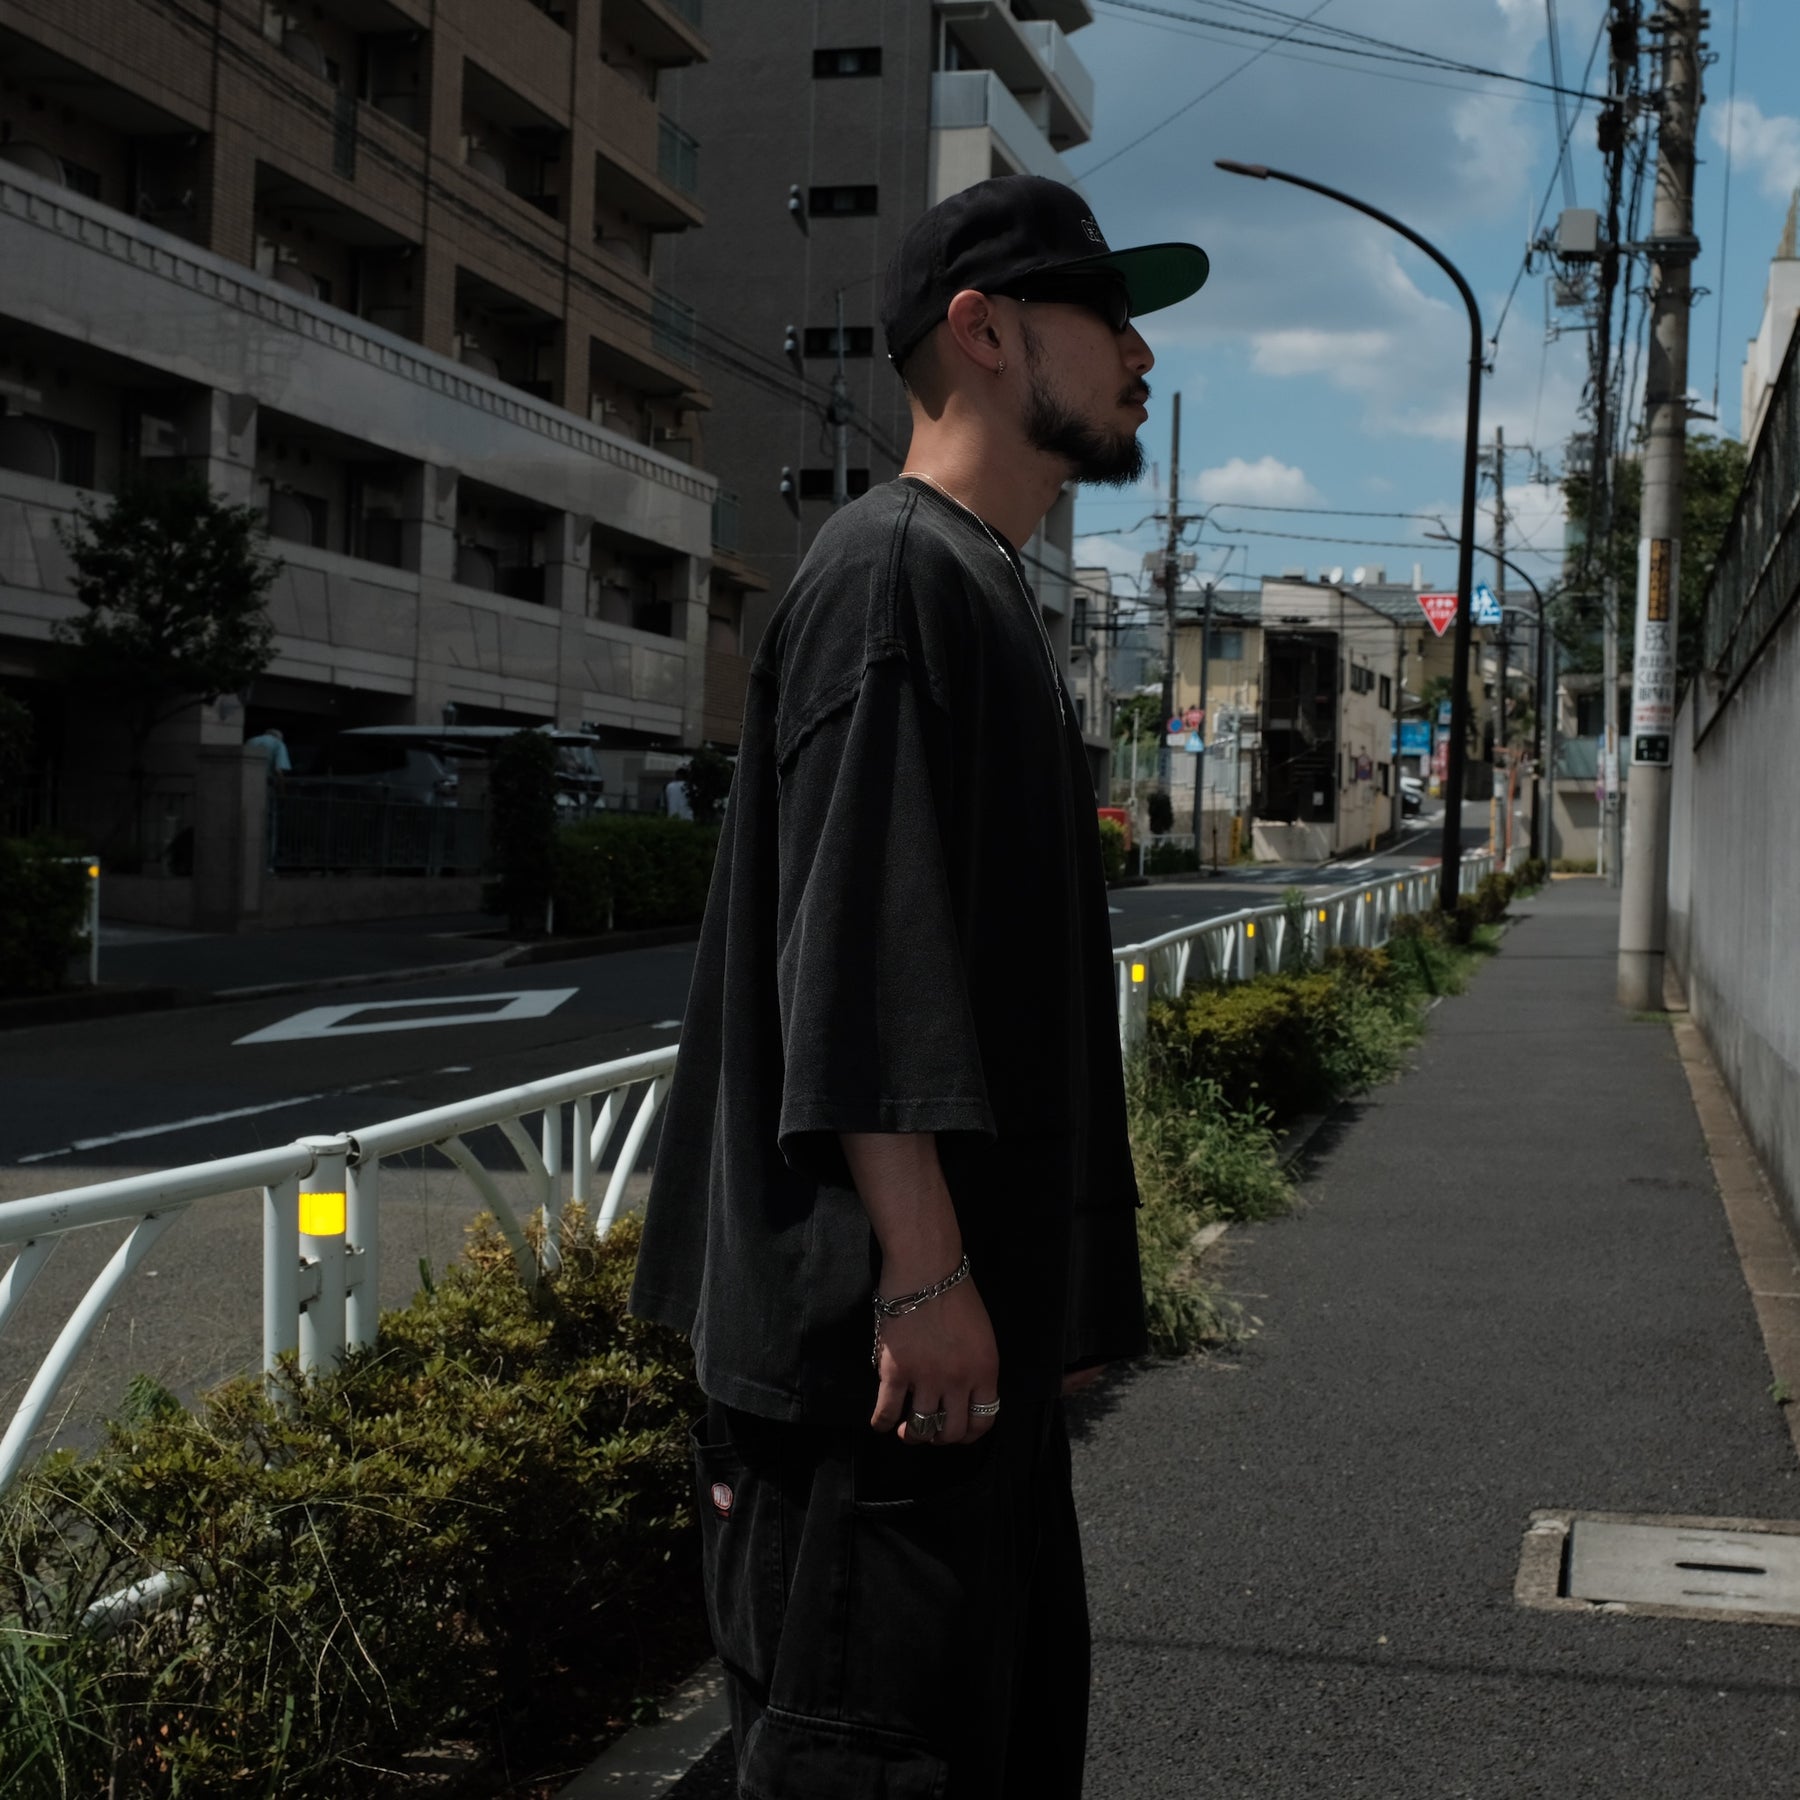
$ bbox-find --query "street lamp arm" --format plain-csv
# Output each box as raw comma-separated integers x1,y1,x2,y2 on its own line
1216,157,1486,908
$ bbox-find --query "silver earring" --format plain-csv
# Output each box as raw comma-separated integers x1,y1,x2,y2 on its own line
996,358,1007,374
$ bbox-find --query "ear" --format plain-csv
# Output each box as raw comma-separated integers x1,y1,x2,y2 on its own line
942,288,1008,378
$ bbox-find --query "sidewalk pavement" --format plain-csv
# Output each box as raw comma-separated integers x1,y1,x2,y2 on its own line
652,880,1800,1798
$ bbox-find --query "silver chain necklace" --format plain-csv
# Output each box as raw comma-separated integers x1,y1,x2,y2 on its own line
903,471,1067,723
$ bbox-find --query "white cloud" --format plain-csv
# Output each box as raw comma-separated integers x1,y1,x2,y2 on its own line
1249,329,1392,384
1711,98,1800,203
1072,533,1153,588
1194,455,1320,506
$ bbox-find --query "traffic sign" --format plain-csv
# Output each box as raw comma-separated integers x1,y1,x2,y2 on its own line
1418,592,1458,637
1472,582,1503,627
1186,733,1204,755
1165,715,1184,736
1183,705,1202,729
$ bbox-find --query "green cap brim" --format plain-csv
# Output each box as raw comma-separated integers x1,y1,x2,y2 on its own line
1051,242,1211,317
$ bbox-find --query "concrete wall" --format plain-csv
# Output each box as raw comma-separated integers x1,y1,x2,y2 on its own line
1668,620,1800,1236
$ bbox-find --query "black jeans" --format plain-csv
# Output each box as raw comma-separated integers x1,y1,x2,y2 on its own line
693,1398,1089,1799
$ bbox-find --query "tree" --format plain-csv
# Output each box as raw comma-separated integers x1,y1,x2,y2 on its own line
1112,691,1166,743
489,730,559,934
1560,434,1749,687
675,743,734,825
53,480,281,807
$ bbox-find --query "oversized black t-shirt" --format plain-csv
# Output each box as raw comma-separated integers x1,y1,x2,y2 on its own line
629,477,1145,1422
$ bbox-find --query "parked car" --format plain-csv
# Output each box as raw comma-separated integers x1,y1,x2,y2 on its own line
286,738,461,806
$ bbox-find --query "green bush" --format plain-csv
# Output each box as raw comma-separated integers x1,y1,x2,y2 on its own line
1553,856,1597,874
1146,838,1199,875
1096,816,1127,881
1515,856,1547,891
1473,870,1515,924
553,814,721,933
0,1209,707,1798
0,840,88,996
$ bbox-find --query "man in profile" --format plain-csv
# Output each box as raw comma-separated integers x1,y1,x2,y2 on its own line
632,175,1210,1795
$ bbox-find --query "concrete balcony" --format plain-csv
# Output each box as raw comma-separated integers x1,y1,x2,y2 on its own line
594,59,704,231
0,161,714,557
934,2,1093,147
929,69,1066,199
606,0,708,67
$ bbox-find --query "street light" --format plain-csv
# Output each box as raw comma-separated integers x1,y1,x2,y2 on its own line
1425,532,1559,865
1216,160,1484,909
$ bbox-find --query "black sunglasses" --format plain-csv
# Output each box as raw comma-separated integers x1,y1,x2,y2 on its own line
996,277,1133,335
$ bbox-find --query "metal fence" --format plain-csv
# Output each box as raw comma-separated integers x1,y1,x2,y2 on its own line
1700,315,1800,704
274,795,487,874
1113,848,1506,1049
0,1047,675,1495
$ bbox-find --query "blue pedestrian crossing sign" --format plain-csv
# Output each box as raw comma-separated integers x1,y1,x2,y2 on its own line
1472,582,1503,627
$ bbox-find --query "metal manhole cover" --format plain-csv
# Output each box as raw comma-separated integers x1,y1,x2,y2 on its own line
1517,1509,1800,1627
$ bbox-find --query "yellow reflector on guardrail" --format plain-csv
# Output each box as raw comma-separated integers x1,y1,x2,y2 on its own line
1131,962,1146,984
87,864,99,879
299,1191,347,1236
1245,922,1255,938
1318,908,1328,923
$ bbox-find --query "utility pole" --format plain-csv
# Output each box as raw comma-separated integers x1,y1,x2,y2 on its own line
829,288,851,509
1491,425,1507,857
1191,573,1214,863
1619,0,1702,1007
1157,392,1182,795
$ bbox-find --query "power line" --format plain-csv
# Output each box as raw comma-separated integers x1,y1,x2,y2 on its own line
1094,0,1608,102
1076,0,1338,179
1710,0,1742,418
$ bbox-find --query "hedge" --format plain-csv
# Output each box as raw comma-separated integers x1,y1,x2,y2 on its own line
1096,816,1127,881
0,840,88,996
0,1210,707,1798
552,814,720,933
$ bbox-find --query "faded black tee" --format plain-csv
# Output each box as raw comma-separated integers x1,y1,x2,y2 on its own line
629,478,1145,1422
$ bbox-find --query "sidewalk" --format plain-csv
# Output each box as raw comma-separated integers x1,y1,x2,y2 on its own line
645,879,1800,1797
1072,880,1800,1796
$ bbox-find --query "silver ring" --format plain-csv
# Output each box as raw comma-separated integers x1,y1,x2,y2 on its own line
907,1409,946,1441
969,1398,1001,1418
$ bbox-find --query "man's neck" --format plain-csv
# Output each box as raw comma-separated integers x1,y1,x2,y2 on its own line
900,419,1066,549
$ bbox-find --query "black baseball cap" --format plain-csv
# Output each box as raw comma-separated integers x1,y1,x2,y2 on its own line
881,174,1209,367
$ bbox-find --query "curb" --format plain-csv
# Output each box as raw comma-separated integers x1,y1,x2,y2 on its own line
557,1660,730,1798
0,984,191,1033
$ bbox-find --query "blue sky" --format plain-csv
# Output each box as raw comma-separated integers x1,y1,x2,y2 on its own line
1066,0,1800,609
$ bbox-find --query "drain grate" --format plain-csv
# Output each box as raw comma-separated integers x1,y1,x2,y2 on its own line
1517,1510,1800,1627
1567,1519,1800,1616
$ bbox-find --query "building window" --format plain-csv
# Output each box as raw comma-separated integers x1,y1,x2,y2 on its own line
799,467,871,499
803,325,874,358
809,184,877,217
1205,628,1243,661
1379,673,1392,709
1378,761,1391,795
814,47,882,77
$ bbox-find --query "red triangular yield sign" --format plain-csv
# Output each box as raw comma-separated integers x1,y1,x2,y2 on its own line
1418,592,1458,637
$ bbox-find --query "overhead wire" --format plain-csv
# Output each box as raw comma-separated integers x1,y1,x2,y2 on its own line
1094,0,1608,103
1075,0,1338,179
1709,0,1742,419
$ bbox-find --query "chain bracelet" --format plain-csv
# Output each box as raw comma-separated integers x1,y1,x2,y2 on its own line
870,1253,971,1370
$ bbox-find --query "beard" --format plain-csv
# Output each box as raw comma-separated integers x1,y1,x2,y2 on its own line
1018,319,1148,487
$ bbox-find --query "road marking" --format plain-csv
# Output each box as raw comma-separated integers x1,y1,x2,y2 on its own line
234,988,578,1046
14,1068,470,1164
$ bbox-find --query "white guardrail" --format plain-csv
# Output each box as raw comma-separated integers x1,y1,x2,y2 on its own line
0,1046,675,1494
0,847,1518,1497
1113,848,1507,1050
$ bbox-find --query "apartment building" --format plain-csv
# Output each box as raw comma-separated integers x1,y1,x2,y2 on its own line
659,0,1100,762
1255,577,1402,861
0,0,741,920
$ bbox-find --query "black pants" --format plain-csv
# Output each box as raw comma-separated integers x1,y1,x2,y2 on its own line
693,1398,1089,1799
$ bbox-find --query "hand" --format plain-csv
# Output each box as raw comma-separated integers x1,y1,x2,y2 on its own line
870,1275,999,1447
